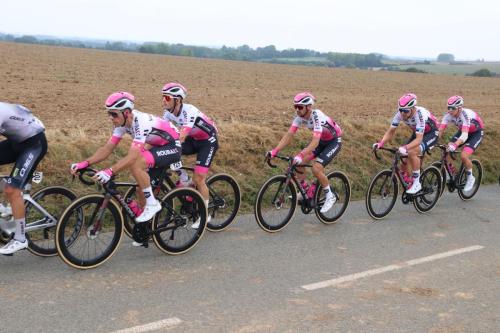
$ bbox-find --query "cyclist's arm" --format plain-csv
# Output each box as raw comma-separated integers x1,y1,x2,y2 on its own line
179,127,190,143
301,134,320,157
274,130,294,152
86,141,116,165
109,144,141,174
407,132,424,150
381,126,397,144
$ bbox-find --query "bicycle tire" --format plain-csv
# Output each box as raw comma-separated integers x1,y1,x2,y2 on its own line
431,161,447,197
206,173,241,232
366,169,398,220
152,187,207,255
315,171,351,224
56,194,123,269
255,175,297,233
413,165,442,213
25,186,78,257
458,159,482,201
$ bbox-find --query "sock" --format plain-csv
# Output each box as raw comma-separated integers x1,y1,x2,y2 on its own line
14,218,26,242
143,187,156,205
176,169,190,183
323,186,332,197
412,170,420,183
466,168,473,176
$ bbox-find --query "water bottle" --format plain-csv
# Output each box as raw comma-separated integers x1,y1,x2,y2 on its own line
126,199,143,217
448,162,456,176
307,183,317,199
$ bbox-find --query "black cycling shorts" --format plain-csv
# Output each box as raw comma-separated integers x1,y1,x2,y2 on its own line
451,129,484,152
313,137,342,167
181,135,218,172
0,131,48,189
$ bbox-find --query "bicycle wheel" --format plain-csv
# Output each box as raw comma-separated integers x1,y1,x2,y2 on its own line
315,171,351,224
255,175,297,233
366,169,398,220
458,159,482,201
206,173,241,232
413,165,442,213
122,185,138,239
152,188,207,255
56,194,123,269
431,161,447,197
25,186,77,257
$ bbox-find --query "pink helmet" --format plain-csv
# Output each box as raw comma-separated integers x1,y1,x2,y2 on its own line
105,91,135,111
293,92,315,105
447,95,464,108
398,93,417,109
162,82,187,99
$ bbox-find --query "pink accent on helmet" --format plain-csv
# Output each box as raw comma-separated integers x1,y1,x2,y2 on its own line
447,95,464,107
105,91,135,110
398,93,417,108
162,82,187,99
293,92,316,105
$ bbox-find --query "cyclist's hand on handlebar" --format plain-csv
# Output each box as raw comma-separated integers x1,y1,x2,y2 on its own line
398,145,408,156
93,168,113,184
292,154,303,165
266,148,279,159
446,142,457,152
372,142,381,150
70,160,89,175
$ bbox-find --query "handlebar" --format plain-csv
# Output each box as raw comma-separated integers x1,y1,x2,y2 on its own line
372,147,397,160
435,144,459,160
265,154,311,169
73,167,98,186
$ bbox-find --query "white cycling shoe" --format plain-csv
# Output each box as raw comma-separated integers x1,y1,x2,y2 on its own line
192,214,210,230
406,181,422,194
464,175,475,192
136,200,162,223
320,194,337,213
0,239,28,255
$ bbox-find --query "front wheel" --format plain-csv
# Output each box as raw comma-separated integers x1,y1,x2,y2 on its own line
255,175,297,233
413,165,442,213
56,194,123,269
431,161,447,197
152,188,207,255
457,159,482,200
314,171,351,224
25,186,78,257
206,173,241,232
365,169,398,220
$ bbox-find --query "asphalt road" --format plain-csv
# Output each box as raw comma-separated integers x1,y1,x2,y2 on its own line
1,185,499,333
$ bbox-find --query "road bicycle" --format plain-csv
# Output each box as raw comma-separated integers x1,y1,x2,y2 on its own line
255,155,351,232
0,172,77,256
431,144,482,200
365,147,442,219
55,168,207,269
121,166,241,235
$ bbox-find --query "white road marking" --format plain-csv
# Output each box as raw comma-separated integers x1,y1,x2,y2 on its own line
302,245,484,291
110,317,182,333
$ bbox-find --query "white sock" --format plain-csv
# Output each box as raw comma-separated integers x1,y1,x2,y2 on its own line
177,169,190,183
143,187,157,205
204,199,209,208
323,186,332,197
14,218,26,242
412,170,420,183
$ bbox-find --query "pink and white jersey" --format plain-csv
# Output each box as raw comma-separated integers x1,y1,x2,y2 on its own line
0,102,45,142
110,110,179,149
439,108,484,133
391,106,438,134
163,103,217,141
289,109,342,141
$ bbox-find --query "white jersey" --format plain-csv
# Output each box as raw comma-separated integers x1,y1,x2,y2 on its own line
439,108,484,133
0,102,45,142
163,103,217,141
390,106,438,134
289,109,342,141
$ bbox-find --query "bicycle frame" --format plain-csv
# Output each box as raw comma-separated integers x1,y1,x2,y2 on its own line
435,144,464,190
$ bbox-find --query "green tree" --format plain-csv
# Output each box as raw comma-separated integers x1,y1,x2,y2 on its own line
437,53,455,62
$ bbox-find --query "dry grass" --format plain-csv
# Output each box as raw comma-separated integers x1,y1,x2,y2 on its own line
1,41,499,210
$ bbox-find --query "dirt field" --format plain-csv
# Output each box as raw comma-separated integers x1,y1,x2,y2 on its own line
1,42,499,208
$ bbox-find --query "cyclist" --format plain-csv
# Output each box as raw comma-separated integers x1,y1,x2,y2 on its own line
70,92,181,230
373,93,439,194
438,95,484,192
0,102,47,255
266,92,342,213
161,82,218,228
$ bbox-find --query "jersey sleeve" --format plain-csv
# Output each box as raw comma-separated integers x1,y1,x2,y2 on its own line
289,116,301,133
109,127,126,145
390,111,401,128
439,114,450,130
459,110,471,132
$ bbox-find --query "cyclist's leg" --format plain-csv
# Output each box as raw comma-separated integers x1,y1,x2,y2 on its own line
461,130,483,169
314,138,341,212
1,133,47,254
192,136,218,203
178,137,196,184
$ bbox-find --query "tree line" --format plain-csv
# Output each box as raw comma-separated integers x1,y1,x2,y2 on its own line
0,33,384,69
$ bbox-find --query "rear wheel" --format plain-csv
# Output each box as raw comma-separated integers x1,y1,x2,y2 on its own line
152,188,207,255
56,194,123,269
431,161,447,197
366,169,398,220
413,166,442,213
255,175,297,232
458,159,482,200
25,186,78,257
315,171,351,224
206,173,241,232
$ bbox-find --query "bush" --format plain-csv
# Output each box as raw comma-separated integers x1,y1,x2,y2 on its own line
467,68,494,77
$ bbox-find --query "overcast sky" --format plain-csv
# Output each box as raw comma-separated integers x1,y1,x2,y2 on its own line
1,0,498,60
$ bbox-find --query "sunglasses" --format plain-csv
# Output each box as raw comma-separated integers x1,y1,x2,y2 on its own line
163,95,173,102
447,106,457,111
398,107,411,114
294,105,305,111
108,111,120,118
